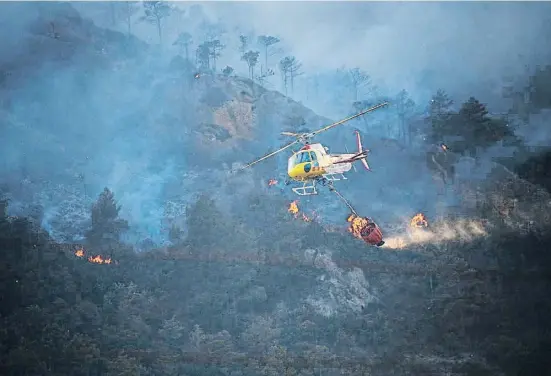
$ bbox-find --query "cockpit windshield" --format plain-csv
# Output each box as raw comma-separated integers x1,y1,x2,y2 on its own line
298,152,312,163
288,151,316,171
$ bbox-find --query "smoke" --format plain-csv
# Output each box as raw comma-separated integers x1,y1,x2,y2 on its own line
2,2,550,247
383,219,489,250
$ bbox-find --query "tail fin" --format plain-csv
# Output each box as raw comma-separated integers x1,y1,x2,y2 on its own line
354,130,371,171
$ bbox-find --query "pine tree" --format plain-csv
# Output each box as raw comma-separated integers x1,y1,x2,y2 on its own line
457,97,514,157
85,188,129,255
426,89,454,144
185,194,228,250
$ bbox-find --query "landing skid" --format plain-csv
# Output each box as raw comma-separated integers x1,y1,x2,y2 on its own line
292,180,319,196
291,175,342,196
323,173,347,182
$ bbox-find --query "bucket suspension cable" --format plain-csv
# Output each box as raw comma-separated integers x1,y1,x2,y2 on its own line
330,185,358,216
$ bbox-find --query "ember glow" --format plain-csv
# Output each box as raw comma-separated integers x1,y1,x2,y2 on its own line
288,201,316,222
74,247,113,265
88,255,112,264
268,179,278,186
288,200,299,216
410,213,429,228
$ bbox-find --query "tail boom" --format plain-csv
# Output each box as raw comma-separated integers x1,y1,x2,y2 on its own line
354,130,371,171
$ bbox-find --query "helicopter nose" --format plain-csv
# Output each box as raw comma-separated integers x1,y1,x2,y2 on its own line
288,165,303,179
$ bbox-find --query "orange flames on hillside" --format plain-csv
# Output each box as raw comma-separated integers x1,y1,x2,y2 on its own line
410,213,429,228
74,248,113,265
288,200,315,222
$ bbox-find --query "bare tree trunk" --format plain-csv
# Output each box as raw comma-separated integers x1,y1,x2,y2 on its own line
110,3,116,26
126,3,131,35
156,18,162,45
212,50,217,71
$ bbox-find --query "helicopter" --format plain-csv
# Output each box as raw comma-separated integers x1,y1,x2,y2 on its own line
234,102,389,196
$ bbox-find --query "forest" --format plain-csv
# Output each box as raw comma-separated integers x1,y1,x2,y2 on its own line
2,2,551,375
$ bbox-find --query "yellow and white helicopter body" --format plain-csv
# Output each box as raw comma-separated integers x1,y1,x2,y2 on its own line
285,131,371,195
235,102,388,196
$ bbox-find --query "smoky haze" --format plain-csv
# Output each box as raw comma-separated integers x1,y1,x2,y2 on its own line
1,1,550,246
77,1,551,115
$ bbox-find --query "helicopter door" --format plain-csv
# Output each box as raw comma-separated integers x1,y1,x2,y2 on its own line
310,151,321,168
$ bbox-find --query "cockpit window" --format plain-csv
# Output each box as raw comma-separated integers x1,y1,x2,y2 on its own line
298,152,311,163
310,151,317,161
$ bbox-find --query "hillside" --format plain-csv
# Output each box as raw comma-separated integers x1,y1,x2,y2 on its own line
1,3,551,375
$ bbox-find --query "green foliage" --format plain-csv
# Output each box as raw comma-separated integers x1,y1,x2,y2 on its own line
427,93,515,157
0,189,550,375
426,89,454,144
85,188,129,254
184,193,234,250
527,65,551,110
196,42,211,71
238,34,248,55
242,50,260,80
207,39,225,71
222,65,234,77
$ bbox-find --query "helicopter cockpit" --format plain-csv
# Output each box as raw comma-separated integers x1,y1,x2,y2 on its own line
288,151,318,172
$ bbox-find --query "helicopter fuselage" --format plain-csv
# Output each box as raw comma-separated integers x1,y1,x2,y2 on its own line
286,143,357,182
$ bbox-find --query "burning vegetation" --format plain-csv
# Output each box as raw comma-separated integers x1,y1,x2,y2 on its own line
268,179,278,186
74,248,113,265
383,213,488,250
410,213,429,228
346,213,385,246
288,200,315,222
346,213,371,240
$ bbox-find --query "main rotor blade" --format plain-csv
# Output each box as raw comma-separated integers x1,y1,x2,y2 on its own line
310,102,388,137
281,131,299,137
234,139,299,172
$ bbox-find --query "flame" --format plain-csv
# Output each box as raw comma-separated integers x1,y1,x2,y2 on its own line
347,214,371,239
268,179,278,186
288,200,299,216
88,255,112,264
287,201,316,222
410,213,429,228
73,247,113,265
